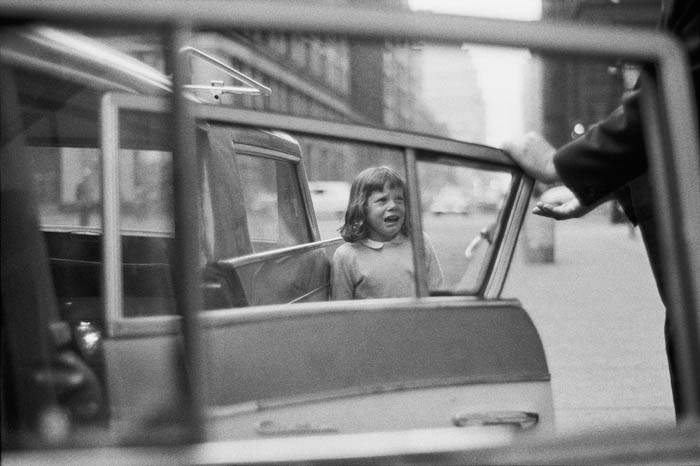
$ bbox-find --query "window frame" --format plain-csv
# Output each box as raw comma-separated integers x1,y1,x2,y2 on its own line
101,92,320,330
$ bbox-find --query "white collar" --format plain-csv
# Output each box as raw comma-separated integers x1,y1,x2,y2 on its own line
360,234,405,250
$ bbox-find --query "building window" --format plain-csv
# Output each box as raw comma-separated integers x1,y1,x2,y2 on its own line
291,37,306,65
278,85,288,113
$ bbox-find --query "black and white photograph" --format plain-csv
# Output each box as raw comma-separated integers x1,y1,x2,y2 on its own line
1,0,698,464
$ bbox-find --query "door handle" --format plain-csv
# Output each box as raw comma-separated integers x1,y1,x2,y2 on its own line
256,420,338,436
453,410,538,429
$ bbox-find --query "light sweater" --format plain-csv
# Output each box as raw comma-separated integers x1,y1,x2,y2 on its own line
331,233,443,300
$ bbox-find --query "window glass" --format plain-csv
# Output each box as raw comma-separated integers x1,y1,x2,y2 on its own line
292,134,515,297
237,153,311,251
418,160,512,293
34,147,101,230
119,149,173,233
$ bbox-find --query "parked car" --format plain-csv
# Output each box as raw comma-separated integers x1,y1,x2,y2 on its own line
1,2,699,465
1,20,555,451
1,24,344,441
429,185,471,215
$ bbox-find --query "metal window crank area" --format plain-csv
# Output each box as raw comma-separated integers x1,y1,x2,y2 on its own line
180,46,272,99
453,411,539,429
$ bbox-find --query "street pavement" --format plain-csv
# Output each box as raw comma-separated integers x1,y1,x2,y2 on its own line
503,207,676,434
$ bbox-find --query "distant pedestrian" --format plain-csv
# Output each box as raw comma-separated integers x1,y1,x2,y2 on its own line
331,166,443,299
75,168,96,227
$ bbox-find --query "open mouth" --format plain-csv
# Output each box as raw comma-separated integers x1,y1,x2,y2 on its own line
384,214,401,225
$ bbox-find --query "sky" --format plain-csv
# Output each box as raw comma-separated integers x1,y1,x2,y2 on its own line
408,0,541,21
408,0,542,146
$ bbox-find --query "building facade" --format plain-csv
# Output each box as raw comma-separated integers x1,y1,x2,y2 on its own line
86,2,483,186
540,0,662,147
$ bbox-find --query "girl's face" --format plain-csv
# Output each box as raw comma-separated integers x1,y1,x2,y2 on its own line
365,183,405,242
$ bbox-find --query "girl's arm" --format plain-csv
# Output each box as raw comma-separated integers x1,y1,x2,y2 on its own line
331,247,355,300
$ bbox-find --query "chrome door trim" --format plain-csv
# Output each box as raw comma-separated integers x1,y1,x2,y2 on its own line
198,105,514,166
234,144,301,163
99,92,169,333
100,93,123,330
405,147,428,298
483,174,534,299
219,237,342,269
104,94,517,167
206,379,552,419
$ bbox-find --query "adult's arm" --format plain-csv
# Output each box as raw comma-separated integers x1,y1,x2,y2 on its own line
557,0,700,205
554,90,647,206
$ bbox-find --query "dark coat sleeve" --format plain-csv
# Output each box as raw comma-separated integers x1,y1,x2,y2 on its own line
553,90,647,206
554,0,700,207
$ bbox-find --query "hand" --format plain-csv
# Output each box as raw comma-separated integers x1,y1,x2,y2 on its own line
502,132,561,184
532,186,593,220
464,235,482,260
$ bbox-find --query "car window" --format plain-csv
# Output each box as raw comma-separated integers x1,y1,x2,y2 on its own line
119,149,173,233
237,152,311,251
418,159,513,293
285,133,518,298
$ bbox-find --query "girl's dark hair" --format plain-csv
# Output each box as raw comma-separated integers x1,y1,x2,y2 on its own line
339,166,410,242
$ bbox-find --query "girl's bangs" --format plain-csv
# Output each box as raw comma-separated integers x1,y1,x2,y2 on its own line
365,168,405,192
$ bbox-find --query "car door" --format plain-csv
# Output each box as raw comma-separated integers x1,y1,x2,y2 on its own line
96,90,553,439
96,92,347,429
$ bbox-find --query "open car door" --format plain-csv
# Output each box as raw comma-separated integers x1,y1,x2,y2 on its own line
97,92,553,440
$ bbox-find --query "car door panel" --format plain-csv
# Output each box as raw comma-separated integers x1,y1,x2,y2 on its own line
102,298,553,437
94,92,552,441
200,299,553,437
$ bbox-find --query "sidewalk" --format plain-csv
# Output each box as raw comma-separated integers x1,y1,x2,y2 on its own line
503,211,675,434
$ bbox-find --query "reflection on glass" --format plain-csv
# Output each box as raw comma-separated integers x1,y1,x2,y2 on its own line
31,147,102,230
237,153,310,251
185,30,542,148
119,149,174,233
418,160,511,293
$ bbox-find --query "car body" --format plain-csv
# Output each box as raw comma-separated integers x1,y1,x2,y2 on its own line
1,21,551,448
1,2,699,464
